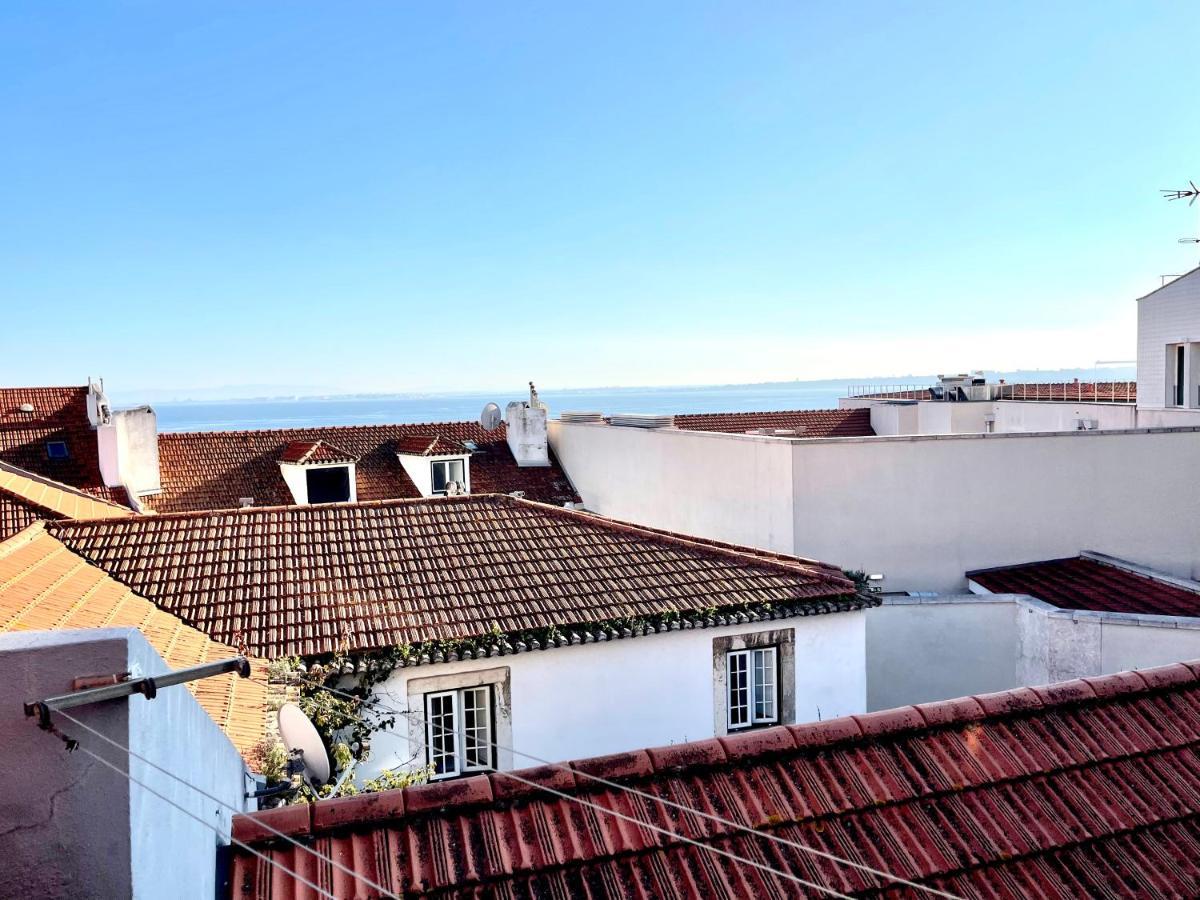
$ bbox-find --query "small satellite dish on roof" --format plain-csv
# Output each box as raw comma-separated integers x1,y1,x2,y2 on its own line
277,702,331,793
479,402,502,431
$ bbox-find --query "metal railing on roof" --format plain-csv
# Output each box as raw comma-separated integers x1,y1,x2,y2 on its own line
847,381,1137,404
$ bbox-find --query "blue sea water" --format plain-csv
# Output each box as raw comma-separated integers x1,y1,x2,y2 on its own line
151,383,851,432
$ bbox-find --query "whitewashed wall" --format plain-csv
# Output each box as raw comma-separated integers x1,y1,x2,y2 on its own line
360,610,866,780
1137,267,1200,410
548,421,796,554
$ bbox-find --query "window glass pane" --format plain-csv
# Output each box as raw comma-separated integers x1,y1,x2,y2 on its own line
431,462,448,493
753,647,777,722
728,651,749,729
448,459,465,484
305,466,351,504
426,692,458,776
461,686,492,770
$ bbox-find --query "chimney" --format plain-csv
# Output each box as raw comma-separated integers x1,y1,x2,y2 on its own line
97,399,162,497
505,382,550,468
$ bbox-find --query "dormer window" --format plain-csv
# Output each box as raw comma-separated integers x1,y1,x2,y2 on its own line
278,440,359,506
431,458,466,496
395,435,471,498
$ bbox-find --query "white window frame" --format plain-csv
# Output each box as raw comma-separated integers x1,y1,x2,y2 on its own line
424,684,494,779
725,646,778,731
430,457,469,496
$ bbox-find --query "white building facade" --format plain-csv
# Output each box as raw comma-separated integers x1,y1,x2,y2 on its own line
359,608,868,782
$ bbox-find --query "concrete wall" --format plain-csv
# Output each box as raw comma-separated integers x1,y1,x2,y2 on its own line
866,596,1017,710
361,610,866,780
991,400,1135,433
847,397,1136,435
1137,268,1200,410
790,428,1200,593
1015,599,1200,686
549,421,797,554
868,594,1200,711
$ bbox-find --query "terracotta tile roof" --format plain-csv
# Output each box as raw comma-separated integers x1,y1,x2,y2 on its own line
969,556,1200,617
0,386,130,507
48,495,861,659
0,524,267,762
0,461,133,540
993,381,1137,403
146,423,577,513
673,408,875,437
394,434,466,457
277,439,357,465
229,660,1200,898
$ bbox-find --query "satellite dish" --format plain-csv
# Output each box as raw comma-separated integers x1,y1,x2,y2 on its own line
277,702,331,792
479,402,502,431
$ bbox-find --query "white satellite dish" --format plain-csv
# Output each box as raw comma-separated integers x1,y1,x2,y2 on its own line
277,702,331,792
479,402,502,431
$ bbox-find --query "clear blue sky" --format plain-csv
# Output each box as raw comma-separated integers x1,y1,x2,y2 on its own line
2,2,1197,396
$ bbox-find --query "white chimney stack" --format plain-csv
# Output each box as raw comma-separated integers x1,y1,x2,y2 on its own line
93,378,161,498
505,381,550,468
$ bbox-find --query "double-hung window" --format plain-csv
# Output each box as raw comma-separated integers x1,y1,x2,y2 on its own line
430,458,466,495
425,685,493,779
726,646,778,730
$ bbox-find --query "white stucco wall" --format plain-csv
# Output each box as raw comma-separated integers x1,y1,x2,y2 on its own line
549,421,797,554
127,633,252,899
866,596,1017,710
360,610,866,780
1137,267,1200,411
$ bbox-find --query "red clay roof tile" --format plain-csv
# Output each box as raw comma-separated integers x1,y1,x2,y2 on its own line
673,407,874,437
0,386,127,506
230,660,1200,898
393,434,465,456
48,494,860,658
277,439,358,465
147,422,576,512
970,556,1200,617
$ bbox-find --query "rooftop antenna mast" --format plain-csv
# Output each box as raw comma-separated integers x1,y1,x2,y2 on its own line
1162,180,1200,264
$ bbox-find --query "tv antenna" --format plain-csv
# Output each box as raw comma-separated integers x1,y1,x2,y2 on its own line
1162,181,1199,205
